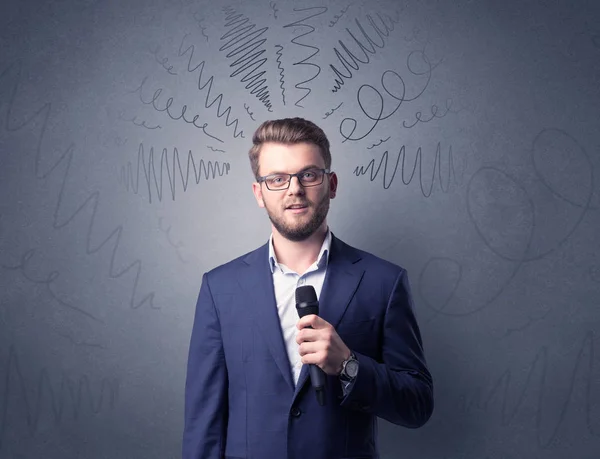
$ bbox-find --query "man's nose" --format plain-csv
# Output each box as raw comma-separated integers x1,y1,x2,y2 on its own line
287,176,305,194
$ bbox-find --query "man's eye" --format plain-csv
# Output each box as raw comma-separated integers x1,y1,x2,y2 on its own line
270,176,286,183
302,171,316,179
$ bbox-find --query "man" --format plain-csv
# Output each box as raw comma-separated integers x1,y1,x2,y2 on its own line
183,118,433,459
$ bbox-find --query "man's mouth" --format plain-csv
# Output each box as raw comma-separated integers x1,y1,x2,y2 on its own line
286,203,308,210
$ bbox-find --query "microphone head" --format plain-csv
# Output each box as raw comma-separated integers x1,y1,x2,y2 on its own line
295,285,319,318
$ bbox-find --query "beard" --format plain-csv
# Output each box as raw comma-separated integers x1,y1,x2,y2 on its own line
264,193,330,242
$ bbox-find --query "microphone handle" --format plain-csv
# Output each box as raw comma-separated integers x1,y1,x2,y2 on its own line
305,324,326,406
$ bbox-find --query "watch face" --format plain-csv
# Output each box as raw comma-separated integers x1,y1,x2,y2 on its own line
345,360,359,378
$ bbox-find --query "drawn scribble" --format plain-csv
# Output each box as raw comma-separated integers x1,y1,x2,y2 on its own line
366,136,390,149
353,142,462,195
458,331,599,447
421,129,594,322
0,61,160,311
0,248,103,323
322,102,343,119
340,51,440,143
283,6,328,108
117,109,161,130
149,44,178,75
244,103,256,121
274,44,287,105
177,33,245,138
118,142,231,203
220,6,273,112
329,11,401,93
328,3,352,28
158,217,189,264
129,76,223,142
193,12,209,42
0,344,119,450
270,1,279,19
402,98,456,129
207,146,226,153
502,308,552,338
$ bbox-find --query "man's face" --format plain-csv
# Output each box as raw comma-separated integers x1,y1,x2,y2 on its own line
252,142,338,242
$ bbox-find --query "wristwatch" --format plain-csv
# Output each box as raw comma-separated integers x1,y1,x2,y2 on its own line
340,352,359,381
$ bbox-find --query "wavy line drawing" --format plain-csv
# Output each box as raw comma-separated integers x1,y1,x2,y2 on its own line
366,136,390,149
329,11,401,93
118,143,231,204
274,44,287,105
177,33,245,138
0,61,160,311
219,6,273,112
207,146,226,153
420,129,594,323
353,142,464,195
270,1,279,19
117,110,161,130
1,248,104,323
458,331,599,448
0,344,119,450
283,6,328,108
192,12,209,42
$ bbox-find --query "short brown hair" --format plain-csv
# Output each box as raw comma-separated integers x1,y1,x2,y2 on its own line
248,117,331,180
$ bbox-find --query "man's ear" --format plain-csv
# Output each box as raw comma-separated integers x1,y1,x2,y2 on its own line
328,172,338,199
252,181,265,208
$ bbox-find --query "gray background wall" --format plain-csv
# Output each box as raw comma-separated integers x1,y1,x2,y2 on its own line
1,0,599,458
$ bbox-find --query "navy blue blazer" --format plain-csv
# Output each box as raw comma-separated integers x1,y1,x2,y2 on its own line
183,233,433,459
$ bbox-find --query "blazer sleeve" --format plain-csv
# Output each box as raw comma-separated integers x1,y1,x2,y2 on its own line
340,269,434,428
182,272,228,459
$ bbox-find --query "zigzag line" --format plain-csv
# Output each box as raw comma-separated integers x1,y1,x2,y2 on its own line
0,61,159,311
282,6,328,108
177,33,245,139
274,44,287,105
459,331,599,447
0,344,118,450
219,6,273,111
118,143,231,204
330,11,400,93
353,142,463,195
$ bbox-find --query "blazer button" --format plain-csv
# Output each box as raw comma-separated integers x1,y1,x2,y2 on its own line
290,407,301,417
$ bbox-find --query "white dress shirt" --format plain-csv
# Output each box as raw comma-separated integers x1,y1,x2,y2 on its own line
268,228,332,386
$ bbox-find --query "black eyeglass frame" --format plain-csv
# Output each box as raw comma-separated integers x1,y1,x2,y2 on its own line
257,168,332,191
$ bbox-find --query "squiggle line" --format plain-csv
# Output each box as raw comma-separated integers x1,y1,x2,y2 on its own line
459,331,599,447
274,44,287,105
329,11,401,93
353,142,463,196
177,33,245,139
220,6,273,112
0,61,159,311
118,143,231,204
283,6,328,108
0,344,119,450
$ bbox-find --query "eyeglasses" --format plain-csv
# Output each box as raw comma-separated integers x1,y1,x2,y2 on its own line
257,168,331,191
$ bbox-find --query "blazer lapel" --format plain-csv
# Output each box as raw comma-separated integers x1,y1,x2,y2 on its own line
293,234,365,401
237,243,295,392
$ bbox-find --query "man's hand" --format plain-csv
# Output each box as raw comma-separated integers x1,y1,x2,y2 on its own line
296,314,351,376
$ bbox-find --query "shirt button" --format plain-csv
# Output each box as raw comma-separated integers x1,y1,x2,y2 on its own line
299,278,305,285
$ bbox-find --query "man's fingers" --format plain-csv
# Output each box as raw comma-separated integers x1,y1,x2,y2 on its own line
296,327,318,344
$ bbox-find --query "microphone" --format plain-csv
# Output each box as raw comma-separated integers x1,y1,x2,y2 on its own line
295,285,326,406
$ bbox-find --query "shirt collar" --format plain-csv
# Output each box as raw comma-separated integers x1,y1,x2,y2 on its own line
268,227,332,273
